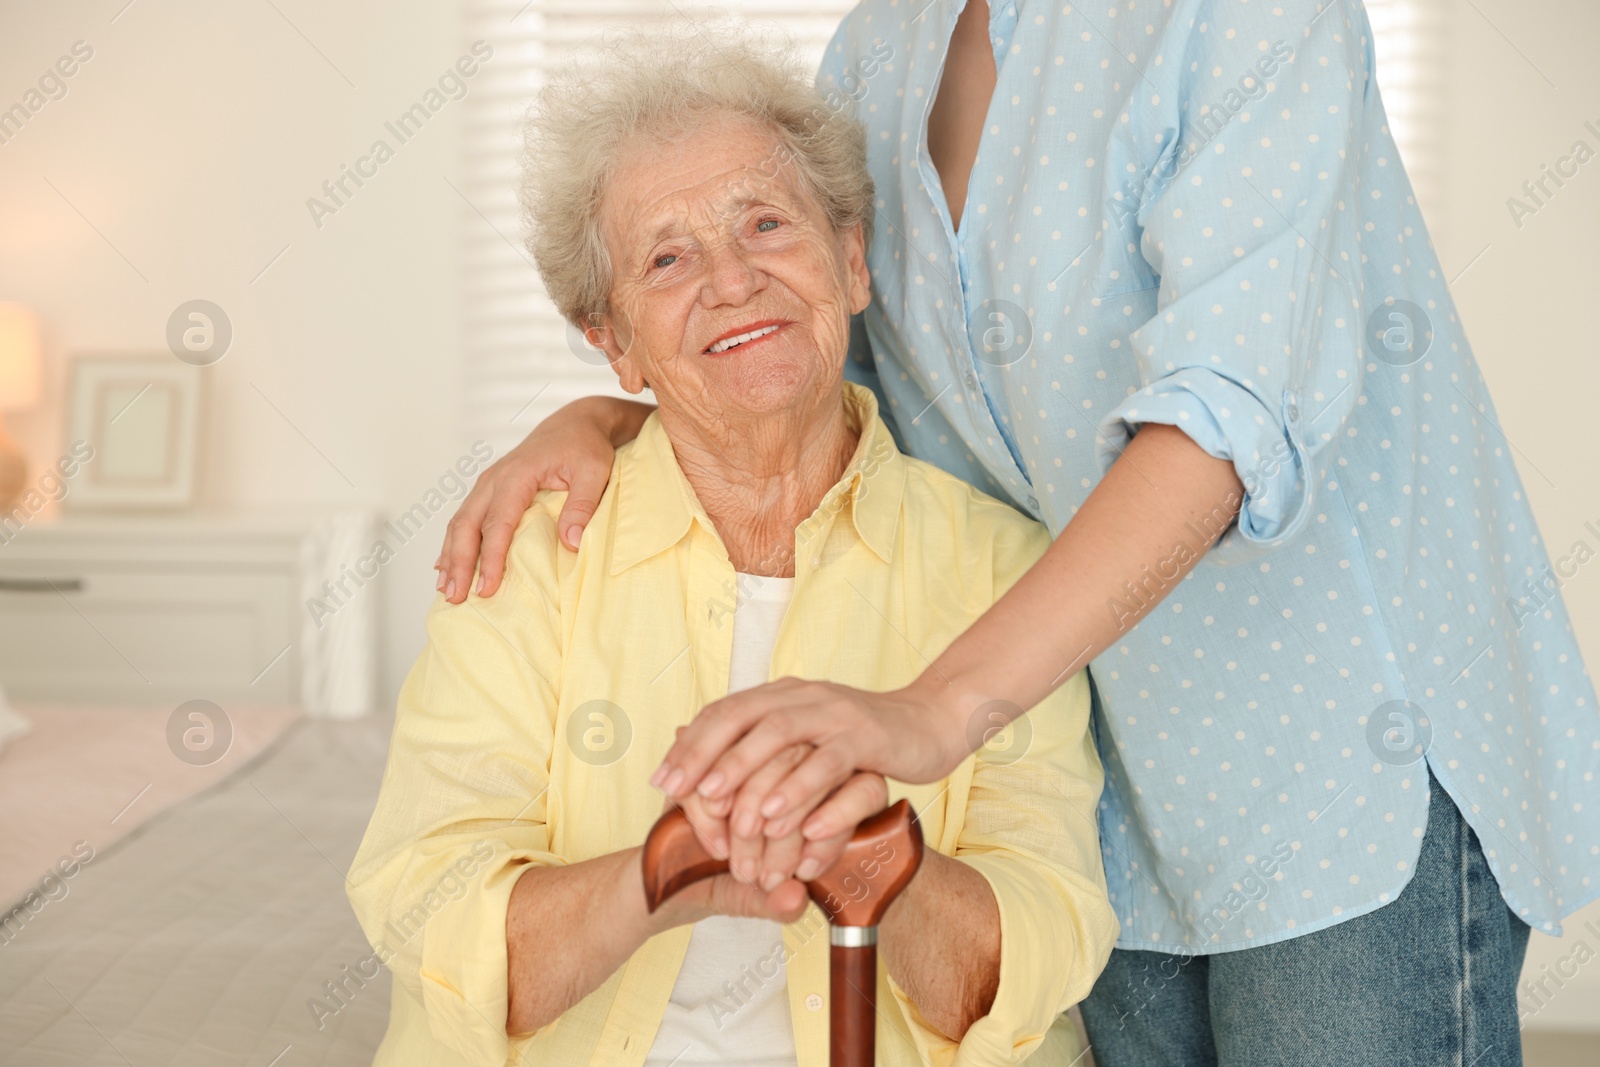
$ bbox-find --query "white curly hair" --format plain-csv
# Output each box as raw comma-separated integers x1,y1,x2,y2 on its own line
519,20,875,330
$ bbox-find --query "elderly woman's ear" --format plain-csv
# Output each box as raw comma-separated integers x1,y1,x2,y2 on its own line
585,313,650,394
843,219,871,317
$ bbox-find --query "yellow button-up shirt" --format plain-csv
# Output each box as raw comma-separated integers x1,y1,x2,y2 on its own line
347,381,1118,1067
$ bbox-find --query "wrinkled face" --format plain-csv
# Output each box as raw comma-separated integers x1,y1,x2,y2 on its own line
591,115,871,428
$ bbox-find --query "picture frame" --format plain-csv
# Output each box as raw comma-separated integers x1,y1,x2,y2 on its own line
64,355,203,510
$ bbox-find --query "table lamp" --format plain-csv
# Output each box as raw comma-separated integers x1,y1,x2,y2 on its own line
0,302,42,511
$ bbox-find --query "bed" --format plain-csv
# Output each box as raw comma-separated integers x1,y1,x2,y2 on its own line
0,708,393,1066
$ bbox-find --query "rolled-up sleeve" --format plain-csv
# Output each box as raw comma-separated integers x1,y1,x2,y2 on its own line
1095,1,1371,562
946,665,1118,1065
346,496,568,1064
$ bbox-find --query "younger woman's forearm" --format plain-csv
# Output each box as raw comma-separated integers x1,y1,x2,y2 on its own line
910,423,1245,758
880,850,1001,1040
580,395,656,447
505,847,660,1034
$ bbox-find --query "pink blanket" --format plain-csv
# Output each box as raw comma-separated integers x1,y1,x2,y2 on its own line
0,702,302,908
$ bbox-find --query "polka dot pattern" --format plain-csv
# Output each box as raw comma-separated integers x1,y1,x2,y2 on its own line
825,0,1600,953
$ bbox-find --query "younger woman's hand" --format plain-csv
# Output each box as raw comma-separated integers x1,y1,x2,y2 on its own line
436,396,653,603
653,678,969,843
719,746,888,890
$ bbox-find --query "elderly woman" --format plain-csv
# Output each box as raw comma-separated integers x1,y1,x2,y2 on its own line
347,26,1116,1067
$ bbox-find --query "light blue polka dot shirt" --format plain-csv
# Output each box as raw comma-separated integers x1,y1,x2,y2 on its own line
821,0,1600,952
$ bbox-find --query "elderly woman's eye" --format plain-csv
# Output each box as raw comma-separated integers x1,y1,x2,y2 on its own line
755,218,781,232
653,253,679,269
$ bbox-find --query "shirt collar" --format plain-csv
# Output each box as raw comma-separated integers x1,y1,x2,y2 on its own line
608,380,905,575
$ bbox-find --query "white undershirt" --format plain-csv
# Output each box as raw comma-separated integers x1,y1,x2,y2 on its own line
644,572,800,1067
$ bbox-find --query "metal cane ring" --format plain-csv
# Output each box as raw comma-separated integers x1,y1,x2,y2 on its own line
830,925,878,948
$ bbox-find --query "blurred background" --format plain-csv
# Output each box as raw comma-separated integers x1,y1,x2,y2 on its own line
0,1,1595,1064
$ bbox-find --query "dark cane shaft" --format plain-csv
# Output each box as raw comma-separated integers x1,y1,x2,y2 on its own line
829,938,878,1067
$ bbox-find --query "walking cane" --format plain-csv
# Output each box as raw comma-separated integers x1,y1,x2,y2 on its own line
642,798,924,1067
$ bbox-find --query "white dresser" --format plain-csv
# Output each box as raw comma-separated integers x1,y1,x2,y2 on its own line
0,513,375,715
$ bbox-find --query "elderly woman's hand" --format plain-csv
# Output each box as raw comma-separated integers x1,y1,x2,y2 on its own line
659,787,811,925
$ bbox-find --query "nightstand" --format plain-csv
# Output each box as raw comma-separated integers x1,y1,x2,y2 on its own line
0,512,375,715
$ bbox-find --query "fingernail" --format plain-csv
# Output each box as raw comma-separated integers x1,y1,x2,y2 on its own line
649,766,667,788
710,834,728,859
475,574,485,595
436,570,447,591
563,525,580,548
794,858,820,881
761,871,783,891
445,579,457,601
760,795,786,818
661,769,684,796
698,771,724,796
802,820,829,841
734,812,758,838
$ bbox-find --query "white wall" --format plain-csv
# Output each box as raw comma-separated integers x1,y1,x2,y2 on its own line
0,0,469,710
1433,0,1600,1034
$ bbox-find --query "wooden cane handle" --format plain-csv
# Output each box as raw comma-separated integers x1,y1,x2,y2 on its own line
641,798,923,916
804,800,922,926
640,808,730,913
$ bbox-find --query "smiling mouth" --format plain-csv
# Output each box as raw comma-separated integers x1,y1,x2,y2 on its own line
706,324,782,354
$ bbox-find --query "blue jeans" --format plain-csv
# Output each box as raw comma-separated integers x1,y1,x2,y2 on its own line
1079,768,1532,1067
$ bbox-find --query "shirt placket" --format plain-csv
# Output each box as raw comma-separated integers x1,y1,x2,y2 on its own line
915,0,1036,511
683,523,736,715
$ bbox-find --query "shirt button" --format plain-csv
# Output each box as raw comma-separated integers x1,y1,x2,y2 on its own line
1027,495,1039,510
1287,402,1300,422
965,372,978,390
806,994,823,1012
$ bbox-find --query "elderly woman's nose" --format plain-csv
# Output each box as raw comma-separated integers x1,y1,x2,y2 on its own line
698,237,766,306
